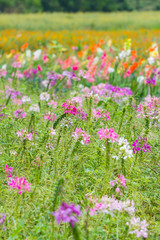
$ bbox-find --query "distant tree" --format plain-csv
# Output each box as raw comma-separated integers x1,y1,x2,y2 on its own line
41,0,61,12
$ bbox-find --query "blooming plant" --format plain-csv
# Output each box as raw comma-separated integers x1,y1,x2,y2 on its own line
0,37,159,239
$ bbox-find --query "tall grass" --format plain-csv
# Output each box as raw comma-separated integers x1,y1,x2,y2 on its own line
0,11,160,31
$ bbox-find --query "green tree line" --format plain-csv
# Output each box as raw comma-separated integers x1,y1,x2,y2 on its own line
0,0,160,13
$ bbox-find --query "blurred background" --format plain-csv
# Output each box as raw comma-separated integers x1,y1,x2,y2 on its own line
0,0,160,13
0,0,160,53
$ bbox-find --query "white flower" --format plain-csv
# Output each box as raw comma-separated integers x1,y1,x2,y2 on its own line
2,64,7,70
39,92,50,102
147,57,155,65
29,104,40,112
97,47,103,56
118,50,131,59
108,67,114,73
49,128,57,136
137,76,145,85
118,137,133,159
33,49,42,60
93,57,99,65
22,96,31,103
41,80,49,88
26,49,32,59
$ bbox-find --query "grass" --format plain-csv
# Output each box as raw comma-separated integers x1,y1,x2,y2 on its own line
0,11,160,31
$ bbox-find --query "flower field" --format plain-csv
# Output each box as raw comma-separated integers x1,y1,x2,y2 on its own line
0,34,160,239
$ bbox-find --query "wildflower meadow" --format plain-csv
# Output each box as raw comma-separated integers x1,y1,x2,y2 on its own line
0,33,160,240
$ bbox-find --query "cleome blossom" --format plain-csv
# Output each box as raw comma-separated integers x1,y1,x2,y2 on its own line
72,128,90,145
98,127,118,142
132,138,151,154
62,101,87,120
127,217,148,238
8,176,31,194
52,202,81,228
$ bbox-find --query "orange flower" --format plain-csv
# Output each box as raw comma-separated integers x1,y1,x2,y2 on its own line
131,50,137,58
21,43,28,52
11,49,15,54
123,62,128,70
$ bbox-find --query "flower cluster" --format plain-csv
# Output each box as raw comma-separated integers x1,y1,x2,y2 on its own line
113,137,133,160
62,101,87,120
52,202,81,227
92,108,110,120
72,128,90,145
5,165,13,178
109,174,126,196
87,194,135,216
127,217,148,238
14,109,27,118
17,129,33,141
8,176,31,194
44,112,56,122
132,138,151,154
137,96,160,120
98,127,118,142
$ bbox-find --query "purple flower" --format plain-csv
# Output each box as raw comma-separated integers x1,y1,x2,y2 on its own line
132,138,151,154
5,89,21,99
0,214,6,225
52,202,81,227
146,78,156,86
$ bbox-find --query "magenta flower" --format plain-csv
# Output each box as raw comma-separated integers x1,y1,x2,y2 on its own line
62,101,87,120
98,127,118,142
8,176,31,194
52,202,81,227
37,64,42,72
146,77,156,86
5,165,13,178
132,138,151,154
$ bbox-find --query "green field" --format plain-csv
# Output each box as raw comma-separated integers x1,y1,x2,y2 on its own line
0,11,160,30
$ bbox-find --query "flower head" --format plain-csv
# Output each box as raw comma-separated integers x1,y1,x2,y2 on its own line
52,202,81,227
8,176,31,194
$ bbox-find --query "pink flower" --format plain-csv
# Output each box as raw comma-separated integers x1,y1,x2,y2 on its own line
127,217,148,238
14,109,27,118
48,100,57,108
43,55,49,63
8,176,31,194
12,99,23,105
0,69,7,78
92,109,110,120
17,129,33,141
72,65,78,71
5,165,13,178
72,128,90,145
109,175,126,196
120,175,126,188
44,112,56,121
12,61,22,68
98,128,118,142
37,65,42,72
